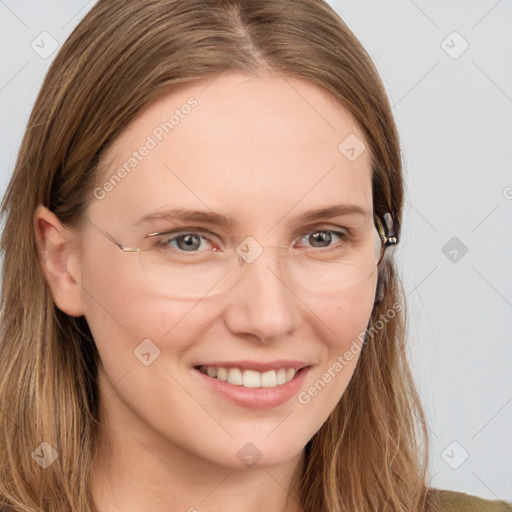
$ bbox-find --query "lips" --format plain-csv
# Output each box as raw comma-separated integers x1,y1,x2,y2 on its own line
193,364,312,409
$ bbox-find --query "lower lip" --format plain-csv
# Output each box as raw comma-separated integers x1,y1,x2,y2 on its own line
193,366,311,410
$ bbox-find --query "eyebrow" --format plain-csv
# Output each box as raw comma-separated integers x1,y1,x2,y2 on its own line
134,204,371,229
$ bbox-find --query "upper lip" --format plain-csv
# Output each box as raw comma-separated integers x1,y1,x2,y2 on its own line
194,360,310,372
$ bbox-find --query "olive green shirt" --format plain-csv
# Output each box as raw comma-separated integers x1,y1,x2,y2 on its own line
432,488,512,511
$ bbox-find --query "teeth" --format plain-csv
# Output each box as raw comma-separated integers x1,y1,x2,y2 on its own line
261,370,276,387
217,367,228,381
198,365,299,388
276,368,287,385
228,368,242,385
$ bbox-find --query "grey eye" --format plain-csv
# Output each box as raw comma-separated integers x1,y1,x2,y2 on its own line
173,234,203,252
308,231,333,247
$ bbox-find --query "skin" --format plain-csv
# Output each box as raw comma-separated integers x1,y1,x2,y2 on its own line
35,70,378,512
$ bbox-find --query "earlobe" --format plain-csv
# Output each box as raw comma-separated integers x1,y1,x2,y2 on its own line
33,205,85,317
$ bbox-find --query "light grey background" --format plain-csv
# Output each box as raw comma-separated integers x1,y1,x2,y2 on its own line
1,0,511,503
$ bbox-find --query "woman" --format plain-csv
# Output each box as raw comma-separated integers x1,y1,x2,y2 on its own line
0,1,510,511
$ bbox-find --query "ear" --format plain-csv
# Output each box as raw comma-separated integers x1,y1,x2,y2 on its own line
34,205,85,317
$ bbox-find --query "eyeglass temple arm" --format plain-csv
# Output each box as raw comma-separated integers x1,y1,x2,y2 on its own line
84,215,140,253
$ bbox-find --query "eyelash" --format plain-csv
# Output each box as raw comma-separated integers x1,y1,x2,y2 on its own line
151,227,351,253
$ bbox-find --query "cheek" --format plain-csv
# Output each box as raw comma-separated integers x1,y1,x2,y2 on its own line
313,272,377,346
328,280,376,373
78,247,206,369
295,278,377,420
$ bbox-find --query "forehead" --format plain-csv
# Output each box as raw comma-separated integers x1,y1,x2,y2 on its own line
92,72,373,227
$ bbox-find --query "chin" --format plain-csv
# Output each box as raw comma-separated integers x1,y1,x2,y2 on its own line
199,435,307,471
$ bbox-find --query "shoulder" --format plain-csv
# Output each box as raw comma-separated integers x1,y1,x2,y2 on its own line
428,488,512,512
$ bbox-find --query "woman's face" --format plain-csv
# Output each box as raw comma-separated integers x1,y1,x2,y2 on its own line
71,71,377,470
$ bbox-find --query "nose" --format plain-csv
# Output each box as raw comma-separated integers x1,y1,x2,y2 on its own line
222,248,301,342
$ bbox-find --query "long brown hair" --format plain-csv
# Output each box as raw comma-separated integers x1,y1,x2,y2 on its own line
0,1,432,510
